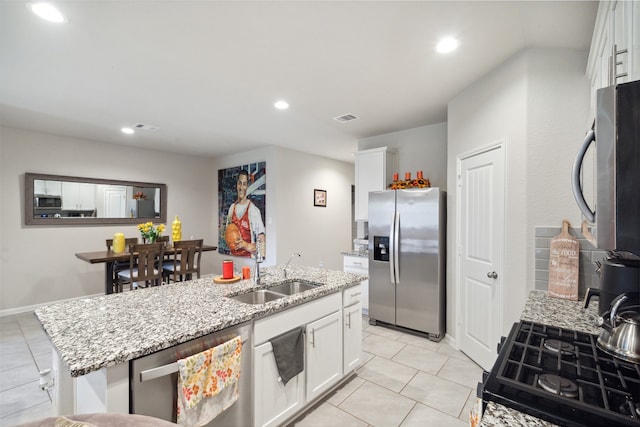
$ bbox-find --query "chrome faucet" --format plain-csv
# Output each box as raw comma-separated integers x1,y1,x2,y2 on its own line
284,253,301,278
254,240,263,287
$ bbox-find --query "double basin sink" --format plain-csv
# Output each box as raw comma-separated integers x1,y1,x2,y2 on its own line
229,280,320,305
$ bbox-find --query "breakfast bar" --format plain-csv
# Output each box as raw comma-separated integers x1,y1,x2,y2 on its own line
35,265,366,426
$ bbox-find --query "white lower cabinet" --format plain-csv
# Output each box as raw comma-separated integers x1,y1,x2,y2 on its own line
253,293,342,427
305,311,343,401
253,341,305,427
343,302,363,373
343,256,369,314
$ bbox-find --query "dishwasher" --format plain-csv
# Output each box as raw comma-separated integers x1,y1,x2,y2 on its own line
130,322,252,426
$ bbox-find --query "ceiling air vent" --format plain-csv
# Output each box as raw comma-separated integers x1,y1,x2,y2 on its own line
135,123,160,132
334,114,359,123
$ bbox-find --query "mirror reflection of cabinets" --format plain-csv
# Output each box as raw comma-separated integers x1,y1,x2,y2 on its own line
25,173,167,226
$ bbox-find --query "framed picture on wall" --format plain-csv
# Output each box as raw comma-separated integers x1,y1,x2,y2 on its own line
218,162,267,258
314,189,327,207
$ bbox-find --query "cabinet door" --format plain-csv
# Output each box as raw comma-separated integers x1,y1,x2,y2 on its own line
78,183,96,210
355,150,384,221
305,311,343,401
254,341,304,427
343,302,363,373
62,182,79,210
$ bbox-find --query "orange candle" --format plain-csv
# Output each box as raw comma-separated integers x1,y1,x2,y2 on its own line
405,172,411,180
417,170,423,179
393,173,399,182
242,266,251,280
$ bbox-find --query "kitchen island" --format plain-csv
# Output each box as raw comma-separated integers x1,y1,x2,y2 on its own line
479,290,600,427
35,265,366,425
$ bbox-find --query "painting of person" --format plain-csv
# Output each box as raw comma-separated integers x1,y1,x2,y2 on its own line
218,164,266,258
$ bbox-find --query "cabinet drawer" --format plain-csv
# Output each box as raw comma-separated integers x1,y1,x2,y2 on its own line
254,293,341,346
343,284,363,307
343,256,368,272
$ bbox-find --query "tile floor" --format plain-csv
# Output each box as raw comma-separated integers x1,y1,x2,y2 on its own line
0,312,482,427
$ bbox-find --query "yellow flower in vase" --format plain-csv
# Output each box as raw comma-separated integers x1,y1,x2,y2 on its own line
138,222,165,243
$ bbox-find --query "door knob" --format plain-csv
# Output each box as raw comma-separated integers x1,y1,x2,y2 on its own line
487,271,498,279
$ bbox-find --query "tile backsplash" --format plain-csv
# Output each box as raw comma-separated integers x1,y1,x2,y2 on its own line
534,226,608,298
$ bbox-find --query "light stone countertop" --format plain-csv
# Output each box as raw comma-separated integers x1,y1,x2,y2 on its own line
35,265,366,377
479,290,600,427
341,250,368,258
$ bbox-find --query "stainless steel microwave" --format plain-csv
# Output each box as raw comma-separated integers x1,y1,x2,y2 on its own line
572,79,640,256
34,194,62,209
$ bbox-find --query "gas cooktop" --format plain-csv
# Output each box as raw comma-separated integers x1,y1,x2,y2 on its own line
479,321,640,426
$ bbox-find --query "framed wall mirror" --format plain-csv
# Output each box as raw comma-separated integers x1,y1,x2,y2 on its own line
25,173,167,226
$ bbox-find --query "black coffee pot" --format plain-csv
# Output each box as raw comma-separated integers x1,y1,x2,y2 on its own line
584,252,639,316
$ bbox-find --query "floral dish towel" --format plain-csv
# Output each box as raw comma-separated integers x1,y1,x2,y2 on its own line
177,335,242,427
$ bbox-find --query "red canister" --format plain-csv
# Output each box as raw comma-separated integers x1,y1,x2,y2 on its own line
222,260,234,279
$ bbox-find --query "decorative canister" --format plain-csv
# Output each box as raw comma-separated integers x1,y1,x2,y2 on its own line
172,216,182,242
113,233,125,253
222,260,234,279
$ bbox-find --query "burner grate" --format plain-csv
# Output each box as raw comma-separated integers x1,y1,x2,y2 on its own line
482,321,640,426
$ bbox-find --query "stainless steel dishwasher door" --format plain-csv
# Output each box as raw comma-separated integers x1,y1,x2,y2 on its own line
130,322,252,426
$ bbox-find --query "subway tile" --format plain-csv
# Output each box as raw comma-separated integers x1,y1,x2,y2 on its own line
535,280,548,290
534,270,549,282
535,237,550,249
535,248,550,259
535,227,561,238
535,259,549,270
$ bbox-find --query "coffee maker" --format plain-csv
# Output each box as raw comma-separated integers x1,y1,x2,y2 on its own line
584,251,640,316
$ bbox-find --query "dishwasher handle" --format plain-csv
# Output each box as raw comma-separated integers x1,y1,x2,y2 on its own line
139,332,249,382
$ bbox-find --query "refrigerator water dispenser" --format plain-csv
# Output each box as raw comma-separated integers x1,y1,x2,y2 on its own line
373,236,389,262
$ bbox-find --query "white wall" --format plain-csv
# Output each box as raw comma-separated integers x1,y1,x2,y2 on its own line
0,127,354,313
210,146,353,274
447,48,590,342
358,122,448,188
0,127,216,313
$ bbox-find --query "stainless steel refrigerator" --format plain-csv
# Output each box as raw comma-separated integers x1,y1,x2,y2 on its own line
368,188,446,341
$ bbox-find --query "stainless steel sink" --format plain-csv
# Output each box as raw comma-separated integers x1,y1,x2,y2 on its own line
268,280,320,296
229,289,285,305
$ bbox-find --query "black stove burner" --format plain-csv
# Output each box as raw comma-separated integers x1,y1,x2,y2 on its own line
537,373,579,398
543,338,575,355
479,321,640,426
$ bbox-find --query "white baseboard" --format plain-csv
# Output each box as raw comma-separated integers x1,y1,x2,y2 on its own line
0,293,103,317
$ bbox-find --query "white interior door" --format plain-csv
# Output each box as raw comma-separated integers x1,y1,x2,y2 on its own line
458,144,505,370
104,186,127,218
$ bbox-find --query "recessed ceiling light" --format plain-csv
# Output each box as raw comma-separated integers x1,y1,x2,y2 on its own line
436,37,459,54
29,2,66,23
274,100,289,110
121,127,135,135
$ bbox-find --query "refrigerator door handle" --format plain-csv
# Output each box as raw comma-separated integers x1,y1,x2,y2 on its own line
389,212,396,283
393,211,400,284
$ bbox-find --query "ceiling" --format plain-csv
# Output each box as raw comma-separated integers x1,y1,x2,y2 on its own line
0,1,598,163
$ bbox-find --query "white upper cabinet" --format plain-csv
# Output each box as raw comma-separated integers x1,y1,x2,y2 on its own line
34,179,62,196
587,1,639,116
354,147,396,221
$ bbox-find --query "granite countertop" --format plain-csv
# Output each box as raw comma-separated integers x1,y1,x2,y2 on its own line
479,290,600,427
341,250,368,258
35,265,366,377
